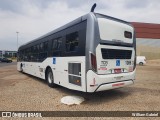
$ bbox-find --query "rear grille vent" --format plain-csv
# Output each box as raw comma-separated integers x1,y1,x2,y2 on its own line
101,48,132,59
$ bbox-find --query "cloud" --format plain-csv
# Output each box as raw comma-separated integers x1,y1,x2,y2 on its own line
124,0,150,9
0,0,23,13
0,0,159,51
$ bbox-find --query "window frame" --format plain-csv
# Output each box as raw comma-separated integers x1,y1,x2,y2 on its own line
65,31,79,52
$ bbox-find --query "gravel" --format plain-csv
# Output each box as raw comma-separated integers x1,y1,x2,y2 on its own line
0,61,160,119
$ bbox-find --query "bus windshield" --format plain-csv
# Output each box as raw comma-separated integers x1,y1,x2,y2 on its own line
97,18,133,44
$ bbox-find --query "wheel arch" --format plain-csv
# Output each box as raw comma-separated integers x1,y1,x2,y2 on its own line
20,63,23,67
45,66,52,80
20,63,23,72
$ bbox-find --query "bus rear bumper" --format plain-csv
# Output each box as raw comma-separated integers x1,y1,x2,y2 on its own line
94,80,134,92
86,70,135,92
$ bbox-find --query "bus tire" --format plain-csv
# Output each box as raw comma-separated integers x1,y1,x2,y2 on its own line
20,63,23,72
46,68,56,88
139,62,143,66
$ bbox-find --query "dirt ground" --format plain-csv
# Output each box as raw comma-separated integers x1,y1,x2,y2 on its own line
0,60,160,119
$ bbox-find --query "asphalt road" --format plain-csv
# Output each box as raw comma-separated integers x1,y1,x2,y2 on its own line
0,61,17,67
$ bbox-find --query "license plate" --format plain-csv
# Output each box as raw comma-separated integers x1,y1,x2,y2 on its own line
112,83,124,87
114,69,121,73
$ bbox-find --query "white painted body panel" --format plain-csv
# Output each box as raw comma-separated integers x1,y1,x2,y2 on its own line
96,44,135,75
17,56,86,92
17,52,135,93
97,18,133,44
86,70,135,92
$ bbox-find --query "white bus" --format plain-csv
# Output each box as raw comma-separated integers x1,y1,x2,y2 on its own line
17,9,136,92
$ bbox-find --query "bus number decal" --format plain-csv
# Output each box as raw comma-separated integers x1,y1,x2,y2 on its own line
125,61,131,65
101,61,108,66
53,58,56,64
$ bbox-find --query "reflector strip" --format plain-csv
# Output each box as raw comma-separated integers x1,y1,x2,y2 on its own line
112,83,124,87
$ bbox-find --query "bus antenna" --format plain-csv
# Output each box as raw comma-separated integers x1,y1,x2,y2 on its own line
91,3,96,12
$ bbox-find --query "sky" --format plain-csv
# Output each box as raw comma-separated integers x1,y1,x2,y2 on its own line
0,0,160,51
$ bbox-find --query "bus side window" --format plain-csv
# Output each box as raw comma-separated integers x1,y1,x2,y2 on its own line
66,32,79,52
38,41,48,62
52,39,58,50
44,41,48,52
40,43,44,52
57,38,62,50
52,37,62,56
52,38,62,50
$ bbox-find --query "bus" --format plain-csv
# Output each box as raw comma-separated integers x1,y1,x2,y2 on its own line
17,10,136,93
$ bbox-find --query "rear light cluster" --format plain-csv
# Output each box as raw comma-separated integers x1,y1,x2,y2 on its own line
114,69,121,73
91,53,97,72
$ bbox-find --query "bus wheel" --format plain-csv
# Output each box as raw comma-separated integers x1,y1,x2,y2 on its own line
46,68,56,88
139,62,144,66
20,63,23,72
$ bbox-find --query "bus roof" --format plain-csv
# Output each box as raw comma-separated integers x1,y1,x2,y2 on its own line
19,12,131,50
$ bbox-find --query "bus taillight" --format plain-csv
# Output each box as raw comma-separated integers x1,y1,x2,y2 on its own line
114,68,121,73
91,53,97,72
